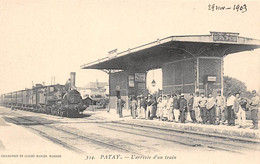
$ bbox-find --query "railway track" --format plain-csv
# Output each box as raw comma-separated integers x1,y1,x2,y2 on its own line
97,122,260,154
3,115,142,155
2,110,259,155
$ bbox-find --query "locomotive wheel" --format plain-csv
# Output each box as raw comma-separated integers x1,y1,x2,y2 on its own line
59,110,66,117
71,111,75,118
73,111,79,118
57,106,62,116
66,111,71,118
46,107,51,114
43,106,47,114
51,108,55,115
55,108,59,116
33,107,37,112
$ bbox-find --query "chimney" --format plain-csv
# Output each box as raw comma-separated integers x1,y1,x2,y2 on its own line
70,72,76,89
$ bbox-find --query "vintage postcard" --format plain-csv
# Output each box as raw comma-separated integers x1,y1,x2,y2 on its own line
0,0,260,164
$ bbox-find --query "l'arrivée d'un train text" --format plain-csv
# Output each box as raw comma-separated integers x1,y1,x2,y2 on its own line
85,154,176,160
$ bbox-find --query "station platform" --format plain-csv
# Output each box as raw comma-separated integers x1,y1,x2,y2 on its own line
85,108,260,142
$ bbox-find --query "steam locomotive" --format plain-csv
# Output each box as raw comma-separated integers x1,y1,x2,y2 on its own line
0,72,92,117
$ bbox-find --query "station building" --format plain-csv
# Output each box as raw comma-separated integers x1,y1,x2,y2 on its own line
81,32,260,109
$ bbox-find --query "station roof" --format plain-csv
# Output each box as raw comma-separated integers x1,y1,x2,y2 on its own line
81,32,260,71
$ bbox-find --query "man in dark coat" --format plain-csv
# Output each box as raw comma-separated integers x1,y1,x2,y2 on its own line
188,93,196,123
117,96,125,118
179,94,187,123
249,90,260,129
131,96,138,119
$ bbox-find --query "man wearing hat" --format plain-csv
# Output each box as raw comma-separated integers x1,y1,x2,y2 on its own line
215,90,226,125
188,93,196,123
137,95,141,118
140,95,146,119
179,94,187,123
166,94,174,122
234,92,247,128
131,96,138,119
207,93,216,124
156,96,163,120
138,95,144,119
249,90,260,129
226,92,236,126
173,94,179,122
117,96,125,118
146,94,154,120
161,95,168,121
193,91,201,123
198,92,208,124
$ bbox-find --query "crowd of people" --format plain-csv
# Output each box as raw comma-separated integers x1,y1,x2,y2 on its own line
120,90,260,130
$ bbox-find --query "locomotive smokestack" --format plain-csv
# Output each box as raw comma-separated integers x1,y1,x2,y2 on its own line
70,72,76,90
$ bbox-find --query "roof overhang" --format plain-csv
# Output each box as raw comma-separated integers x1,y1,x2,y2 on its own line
81,32,260,71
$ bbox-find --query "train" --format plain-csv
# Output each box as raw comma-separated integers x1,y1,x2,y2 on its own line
0,72,92,117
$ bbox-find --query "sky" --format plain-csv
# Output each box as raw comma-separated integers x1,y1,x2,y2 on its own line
0,0,259,94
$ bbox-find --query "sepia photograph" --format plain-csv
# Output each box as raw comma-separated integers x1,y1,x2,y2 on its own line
0,0,260,164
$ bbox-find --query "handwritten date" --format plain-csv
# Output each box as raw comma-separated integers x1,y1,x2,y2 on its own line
208,4,247,13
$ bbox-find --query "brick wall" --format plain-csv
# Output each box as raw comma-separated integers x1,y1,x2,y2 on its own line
109,71,128,109
109,71,128,97
162,58,195,94
198,57,222,96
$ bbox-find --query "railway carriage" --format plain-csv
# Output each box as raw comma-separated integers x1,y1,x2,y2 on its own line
11,92,17,108
16,91,23,107
0,72,92,117
21,89,30,110
5,93,12,107
0,94,4,106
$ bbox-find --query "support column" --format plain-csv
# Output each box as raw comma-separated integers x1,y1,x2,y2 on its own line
221,57,224,97
195,57,199,91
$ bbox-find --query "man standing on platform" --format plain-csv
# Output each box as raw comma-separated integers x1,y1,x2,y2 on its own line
179,94,187,123
173,94,179,122
234,92,247,128
161,95,168,121
117,96,125,118
131,96,138,119
193,91,201,123
249,90,260,130
215,90,226,125
226,92,236,126
146,95,154,120
207,93,216,125
156,96,163,120
137,96,141,118
166,94,174,122
188,93,196,123
198,93,207,124
140,95,146,119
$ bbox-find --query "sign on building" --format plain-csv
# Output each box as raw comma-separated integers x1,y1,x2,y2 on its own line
207,76,217,82
211,32,238,42
128,75,135,87
135,73,146,82
108,49,117,59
